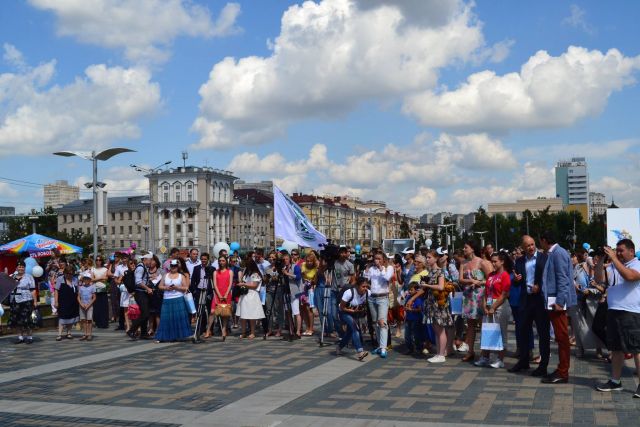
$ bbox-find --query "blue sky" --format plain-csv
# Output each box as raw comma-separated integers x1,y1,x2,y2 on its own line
0,0,638,215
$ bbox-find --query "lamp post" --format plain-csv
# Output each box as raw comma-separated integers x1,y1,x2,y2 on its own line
54,148,135,261
438,223,456,251
474,231,488,248
131,161,172,254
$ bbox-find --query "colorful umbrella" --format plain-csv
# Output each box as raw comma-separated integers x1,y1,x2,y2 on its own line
0,233,83,258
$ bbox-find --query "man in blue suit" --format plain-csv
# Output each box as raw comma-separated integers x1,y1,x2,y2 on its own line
540,231,577,384
509,235,549,376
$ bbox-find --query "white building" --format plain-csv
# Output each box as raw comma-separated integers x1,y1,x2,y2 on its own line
44,180,80,209
589,192,607,217
556,157,590,218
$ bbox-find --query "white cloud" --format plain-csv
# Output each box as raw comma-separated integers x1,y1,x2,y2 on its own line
0,49,161,156
74,166,149,195
404,46,640,131
562,4,594,34
28,0,242,64
191,0,488,149
520,138,639,160
2,43,27,71
410,187,437,208
0,182,19,198
228,143,329,175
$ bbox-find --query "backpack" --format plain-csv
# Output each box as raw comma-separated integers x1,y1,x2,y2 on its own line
123,270,136,293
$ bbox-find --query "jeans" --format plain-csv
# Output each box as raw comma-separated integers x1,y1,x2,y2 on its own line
316,286,335,334
404,319,424,351
368,296,389,350
339,312,363,352
130,291,150,336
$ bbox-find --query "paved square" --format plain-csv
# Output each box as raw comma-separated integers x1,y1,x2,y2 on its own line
0,328,639,426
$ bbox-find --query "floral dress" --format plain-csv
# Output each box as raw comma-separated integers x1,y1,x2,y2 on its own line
424,268,454,327
462,268,485,320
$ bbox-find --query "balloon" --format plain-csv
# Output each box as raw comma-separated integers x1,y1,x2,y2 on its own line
425,239,433,249
130,242,137,250
355,244,362,254
230,242,240,253
636,250,640,260
31,265,44,278
212,242,231,258
281,240,299,253
24,257,37,275
583,243,591,250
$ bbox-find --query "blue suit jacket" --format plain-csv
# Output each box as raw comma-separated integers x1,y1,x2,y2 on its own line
513,251,547,308
542,245,576,308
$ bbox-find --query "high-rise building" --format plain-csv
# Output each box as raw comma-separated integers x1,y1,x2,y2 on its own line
555,157,590,219
590,192,607,217
44,180,80,209
464,212,476,232
432,212,452,225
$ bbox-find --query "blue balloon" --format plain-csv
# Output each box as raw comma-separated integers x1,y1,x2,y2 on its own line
0,305,4,317
230,242,240,252
24,257,37,275
355,244,362,254
582,243,591,250
636,250,640,260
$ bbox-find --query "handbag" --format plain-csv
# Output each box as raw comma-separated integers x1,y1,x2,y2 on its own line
184,292,197,314
127,303,140,320
480,316,503,351
214,299,232,317
450,293,463,315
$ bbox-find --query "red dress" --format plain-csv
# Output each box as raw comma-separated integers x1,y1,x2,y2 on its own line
212,269,232,312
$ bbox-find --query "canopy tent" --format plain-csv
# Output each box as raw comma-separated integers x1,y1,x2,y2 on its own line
0,233,83,258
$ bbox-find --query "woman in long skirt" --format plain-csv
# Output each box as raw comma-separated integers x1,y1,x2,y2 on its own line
154,260,192,342
9,261,38,344
55,266,79,340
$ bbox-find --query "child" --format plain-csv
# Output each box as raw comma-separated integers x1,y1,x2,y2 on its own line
404,282,424,355
77,272,96,341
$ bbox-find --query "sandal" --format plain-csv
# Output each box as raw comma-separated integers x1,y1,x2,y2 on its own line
56,336,63,341
66,333,73,339
247,334,255,340
302,331,313,336
357,351,369,361
462,353,475,362
239,335,246,339
203,332,211,339
79,336,87,341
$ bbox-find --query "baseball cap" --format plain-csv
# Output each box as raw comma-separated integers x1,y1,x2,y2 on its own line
170,259,179,266
141,252,154,259
82,272,92,279
401,248,415,255
436,247,448,256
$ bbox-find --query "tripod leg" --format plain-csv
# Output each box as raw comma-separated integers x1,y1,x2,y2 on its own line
263,284,279,340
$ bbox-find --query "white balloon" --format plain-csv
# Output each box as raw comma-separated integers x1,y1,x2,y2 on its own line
212,242,231,258
31,265,44,278
425,239,433,249
281,240,299,253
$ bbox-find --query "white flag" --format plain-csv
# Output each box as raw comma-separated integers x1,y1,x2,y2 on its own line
273,185,327,250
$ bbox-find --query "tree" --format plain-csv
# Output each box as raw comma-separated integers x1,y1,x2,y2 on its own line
399,221,411,238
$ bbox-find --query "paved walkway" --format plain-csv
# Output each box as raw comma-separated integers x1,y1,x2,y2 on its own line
0,326,639,426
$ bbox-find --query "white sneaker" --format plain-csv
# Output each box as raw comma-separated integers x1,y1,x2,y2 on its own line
490,359,504,369
422,348,431,356
428,355,446,364
474,357,490,367
457,342,469,353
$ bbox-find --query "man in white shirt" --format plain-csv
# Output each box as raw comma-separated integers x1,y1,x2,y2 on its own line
185,248,201,276
596,239,640,397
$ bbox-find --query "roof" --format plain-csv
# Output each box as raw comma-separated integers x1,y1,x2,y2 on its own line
57,196,148,213
150,166,237,181
234,189,273,204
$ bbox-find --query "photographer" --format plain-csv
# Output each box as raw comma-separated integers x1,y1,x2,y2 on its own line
335,276,370,361
596,239,640,396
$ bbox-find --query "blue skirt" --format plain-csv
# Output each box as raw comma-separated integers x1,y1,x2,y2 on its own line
155,297,192,342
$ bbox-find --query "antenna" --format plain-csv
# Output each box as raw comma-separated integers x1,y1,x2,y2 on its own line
181,151,188,168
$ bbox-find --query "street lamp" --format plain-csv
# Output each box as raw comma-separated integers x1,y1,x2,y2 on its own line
438,223,456,251
131,161,171,254
474,231,488,248
54,148,136,261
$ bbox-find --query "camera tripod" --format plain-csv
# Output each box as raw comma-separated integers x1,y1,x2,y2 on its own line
263,274,295,341
318,267,337,347
191,286,210,344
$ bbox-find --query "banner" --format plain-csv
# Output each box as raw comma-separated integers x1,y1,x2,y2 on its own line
607,208,640,249
273,185,327,250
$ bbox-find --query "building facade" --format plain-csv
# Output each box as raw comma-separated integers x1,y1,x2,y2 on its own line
555,157,590,218
487,198,564,219
231,188,274,250
589,192,607,217
148,166,237,254
58,196,149,253
291,193,417,249
0,206,16,238
44,180,80,209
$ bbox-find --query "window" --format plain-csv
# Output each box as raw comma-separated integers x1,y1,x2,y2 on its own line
137,225,141,233
119,212,124,220
163,210,169,219
86,227,90,234
120,240,124,247
188,209,194,218
136,211,141,220
119,226,124,234
187,191,193,201
164,225,169,233
188,224,194,233
70,227,75,234
188,239,194,247
175,192,180,202
111,226,115,234
175,210,181,219
128,212,132,220
164,239,169,247
163,193,169,202
128,225,133,234
111,212,116,221
176,224,182,233
63,215,67,223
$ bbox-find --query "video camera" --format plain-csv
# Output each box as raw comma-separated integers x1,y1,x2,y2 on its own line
319,240,340,269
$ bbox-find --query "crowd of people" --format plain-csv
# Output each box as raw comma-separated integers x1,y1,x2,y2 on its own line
4,231,640,397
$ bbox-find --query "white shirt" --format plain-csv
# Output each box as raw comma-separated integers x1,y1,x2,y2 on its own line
607,258,640,314
341,288,370,307
114,263,127,279
186,258,201,276
365,265,394,295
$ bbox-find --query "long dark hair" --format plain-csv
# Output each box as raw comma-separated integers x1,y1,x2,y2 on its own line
464,241,481,257
492,252,514,274
244,257,262,280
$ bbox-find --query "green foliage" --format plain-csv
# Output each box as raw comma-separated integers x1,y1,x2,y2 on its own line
399,220,411,238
